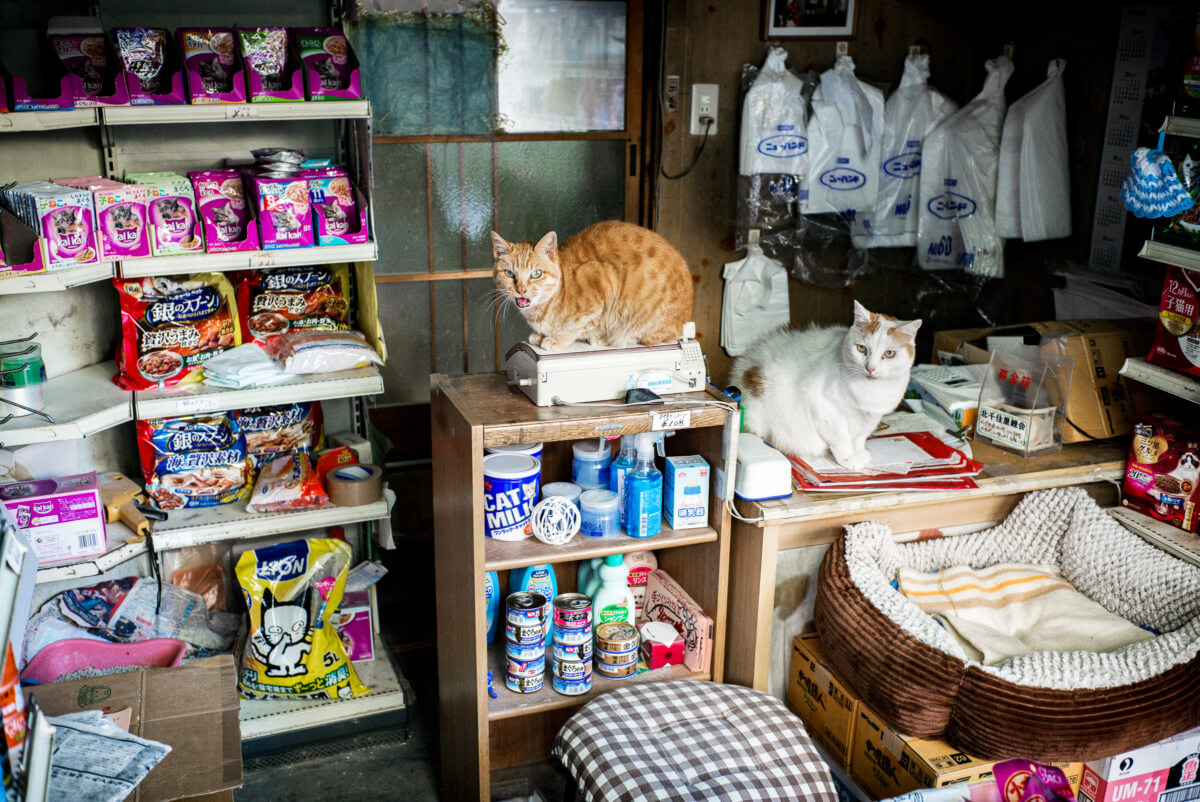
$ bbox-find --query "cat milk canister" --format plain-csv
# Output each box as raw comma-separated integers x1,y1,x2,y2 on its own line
483,453,541,541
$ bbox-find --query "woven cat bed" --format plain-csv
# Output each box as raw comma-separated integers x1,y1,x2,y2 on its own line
814,487,1200,761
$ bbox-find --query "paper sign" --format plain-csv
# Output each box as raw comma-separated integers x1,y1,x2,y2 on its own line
174,396,220,414
249,251,277,268
225,106,257,120
652,410,691,431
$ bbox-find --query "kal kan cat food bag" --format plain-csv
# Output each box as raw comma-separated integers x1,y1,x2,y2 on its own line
190,170,256,253
255,174,314,249
127,172,204,256
53,176,150,261
236,538,369,700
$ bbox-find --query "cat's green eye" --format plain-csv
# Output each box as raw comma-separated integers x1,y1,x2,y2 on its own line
504,270,515,278
856,344,867,354
883,349,896,358
531,269,543,279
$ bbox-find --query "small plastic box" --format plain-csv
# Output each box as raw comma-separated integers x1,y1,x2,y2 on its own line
663,455,708,530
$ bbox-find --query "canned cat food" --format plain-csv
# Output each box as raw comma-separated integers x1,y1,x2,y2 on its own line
552,673,592,696
594,660,639,679
484,453,541,541
553,594,592,629
506,672,544,693
505,639,545,662
506,592,547,627
594,647,639,668
552,658,591,681
505,621,544,645
595,621,639,653
552,640,593,662
552,624,593,647
507,654,545,677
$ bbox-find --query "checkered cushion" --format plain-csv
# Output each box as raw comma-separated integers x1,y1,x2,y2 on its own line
552,680,838,802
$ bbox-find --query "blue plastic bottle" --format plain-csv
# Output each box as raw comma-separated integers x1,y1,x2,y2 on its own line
484,571,500,644
609,434,637,528
509,564,557,645
625,433,663,538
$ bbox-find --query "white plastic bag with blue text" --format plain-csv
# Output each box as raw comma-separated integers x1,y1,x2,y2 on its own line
740,47,807,179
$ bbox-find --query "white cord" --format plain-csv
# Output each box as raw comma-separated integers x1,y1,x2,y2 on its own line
552,396,738,414
725,498,765,524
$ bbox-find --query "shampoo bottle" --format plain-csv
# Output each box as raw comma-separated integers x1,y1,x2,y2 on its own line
624,551,658,618
592,553,635,627
509,563,557,645
625,432,663,538
485,571,500,644
609,434,637,528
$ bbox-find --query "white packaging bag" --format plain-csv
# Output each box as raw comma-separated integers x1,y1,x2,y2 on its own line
996,59,1070,241
870,54,957,248
740,47,807,178
805,55,885,246
918,56,1014,277
721,241,790,357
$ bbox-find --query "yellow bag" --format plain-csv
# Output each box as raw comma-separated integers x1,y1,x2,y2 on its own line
236,538,369,700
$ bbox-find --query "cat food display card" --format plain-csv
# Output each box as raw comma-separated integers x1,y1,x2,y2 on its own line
293,27,362,101
1122,414,1200,533
113,28,186,105
307,169,368,246
255,176,314,249
49,34,130,107
1148,266,1200,380
53,176,149,261
178,28,246,104
190,170,257,253
129,172,203,256
238,28,304,103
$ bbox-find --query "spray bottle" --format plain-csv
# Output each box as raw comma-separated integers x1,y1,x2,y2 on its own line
509,564,557,645
592,553,635,627
609,434,637,529
625,432,663,538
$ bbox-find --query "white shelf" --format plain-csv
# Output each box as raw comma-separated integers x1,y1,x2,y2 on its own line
1138,240,1200,273
0,363,131,447
1110,506,1200,568
102,100,371,126
240,633,406,741
0,108,98,133
117,242,378,278
35,525,147,585
1161,116,1200,138
150,496,390,551
133,365,383,420
0,263,115,294
1120,357,1200,405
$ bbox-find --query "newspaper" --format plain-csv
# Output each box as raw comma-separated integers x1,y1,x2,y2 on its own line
45,711,170,802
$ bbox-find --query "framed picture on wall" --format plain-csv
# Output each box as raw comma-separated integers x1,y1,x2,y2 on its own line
763,0,858,39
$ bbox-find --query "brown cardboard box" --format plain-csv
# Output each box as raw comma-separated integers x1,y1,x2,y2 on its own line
785,633,859,769
932,319,1154,444
25,655,242,801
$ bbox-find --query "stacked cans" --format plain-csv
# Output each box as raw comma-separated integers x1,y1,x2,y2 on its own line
550,594,593,696
505,592,546,693
594,622,640,678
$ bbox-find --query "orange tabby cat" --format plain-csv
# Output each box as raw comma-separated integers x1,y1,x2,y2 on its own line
491,221,694,351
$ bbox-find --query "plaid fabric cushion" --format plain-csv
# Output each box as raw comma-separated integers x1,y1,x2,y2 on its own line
552,680,838,802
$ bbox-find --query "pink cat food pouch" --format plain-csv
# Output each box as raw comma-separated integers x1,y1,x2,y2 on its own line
993,760,1075,802
239,28,303,103
178,28,245,104
292,27,361,100
306,168,367,246
131,173,203,256
52,177,149,261
190,170,255,253
256,176,313,249
35,187,99,270
49,34,127,106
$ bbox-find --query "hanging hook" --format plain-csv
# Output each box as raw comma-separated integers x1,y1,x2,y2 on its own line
0,397,53,424
0,332,37,349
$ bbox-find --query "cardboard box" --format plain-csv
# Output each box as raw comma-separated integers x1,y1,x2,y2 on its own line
1078,726,1200,802
932,319,1154,443
663,455,709,530
25,655,242,801
786,633,859,769
0,472,107,565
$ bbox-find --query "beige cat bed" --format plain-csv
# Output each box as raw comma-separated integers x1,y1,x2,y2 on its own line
814,487,1200,761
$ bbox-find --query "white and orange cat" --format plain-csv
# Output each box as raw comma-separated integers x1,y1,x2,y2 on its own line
491,221,694,351
730,301,921,470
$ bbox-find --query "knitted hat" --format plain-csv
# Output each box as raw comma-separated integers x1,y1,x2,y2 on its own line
1123,147,1195,218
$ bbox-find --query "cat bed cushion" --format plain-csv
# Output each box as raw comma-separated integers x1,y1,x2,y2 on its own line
814,487,1200,761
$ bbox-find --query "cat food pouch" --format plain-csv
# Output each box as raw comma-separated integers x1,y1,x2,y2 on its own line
236,538,369,699
49,34,120,105
239,28,302,102
236,265,351,345
190,170,255,253
246,450,328,513
137,412,251,510
293,27,359,99
255,175,314,249
114,273,242,390
129,172,203,256
307,169,366,245
233,402,325,469
178,28,244,104
54,176,150,261
24,183,99,270
114,28,169,94
1148,266,1200,379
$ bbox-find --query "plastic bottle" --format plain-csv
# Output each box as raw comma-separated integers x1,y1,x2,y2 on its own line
609,434,637,528
582,557,604,598
624,551,658,617
509,564,557,645
592,553,635,628
484,571,500,644
625,432,663,538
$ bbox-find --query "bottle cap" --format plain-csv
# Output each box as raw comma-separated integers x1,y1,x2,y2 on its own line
604,553,623,567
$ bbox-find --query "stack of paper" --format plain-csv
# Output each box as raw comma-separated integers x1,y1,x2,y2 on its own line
789,431,983,492
201,344,287,389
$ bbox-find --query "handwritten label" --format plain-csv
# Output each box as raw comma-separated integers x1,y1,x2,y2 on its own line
249,251,278,268
651,410,690,431
226,106,258,120
175,396,220,414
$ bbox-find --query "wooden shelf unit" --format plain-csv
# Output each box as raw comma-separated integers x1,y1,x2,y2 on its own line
432,373,734,802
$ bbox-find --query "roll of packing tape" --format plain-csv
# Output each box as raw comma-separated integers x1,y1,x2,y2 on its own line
326,463,384,506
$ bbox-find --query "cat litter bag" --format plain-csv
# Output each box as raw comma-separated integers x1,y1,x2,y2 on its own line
996,59,1069,242
870,54,957,248
918,55,1013,278
236,538,369,700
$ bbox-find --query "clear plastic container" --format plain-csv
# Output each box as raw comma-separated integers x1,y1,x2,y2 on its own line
578,489,621,538
572,439,612,489
541,481,582,509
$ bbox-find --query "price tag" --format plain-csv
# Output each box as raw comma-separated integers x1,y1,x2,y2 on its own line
651,410,690,431
176,396,220,414
249,251,278,268
226,106,258,120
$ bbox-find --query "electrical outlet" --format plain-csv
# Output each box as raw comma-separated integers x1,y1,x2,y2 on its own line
665,75,680,113
690,83,718,136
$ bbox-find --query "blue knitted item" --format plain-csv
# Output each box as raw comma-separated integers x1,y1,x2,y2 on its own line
1123,148,1195,219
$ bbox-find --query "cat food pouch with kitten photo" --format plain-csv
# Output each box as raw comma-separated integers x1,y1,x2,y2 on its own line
307,168,366,245
127,172,204,255
236,264,351,346
255,175,314,249
33,185,100,270
190,169,255,253
178,27,244,104
293,27,360,99
236,538,369,700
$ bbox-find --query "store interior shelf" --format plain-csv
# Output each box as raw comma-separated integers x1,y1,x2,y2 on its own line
1138,239,1200,273
1119,357,1200,404
240,633,407,742
117,241,378,278
486,643,709,721
35,523,144,585
133,366,383,419
484,525,718,572
1111,506,1200,568
0,363,131,448
1161,116,1200,138
0,263,116,294
102,100,371,126
0,108,98,132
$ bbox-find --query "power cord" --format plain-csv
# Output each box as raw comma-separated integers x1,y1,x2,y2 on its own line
660,117,713,180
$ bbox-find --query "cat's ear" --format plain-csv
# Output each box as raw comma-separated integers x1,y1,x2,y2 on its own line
490,231,511,260
262,586,275,608
852,300,871,328
534,231,558,262
894,319,922,340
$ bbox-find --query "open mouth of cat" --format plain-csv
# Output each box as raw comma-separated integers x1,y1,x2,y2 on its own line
515,297,530,308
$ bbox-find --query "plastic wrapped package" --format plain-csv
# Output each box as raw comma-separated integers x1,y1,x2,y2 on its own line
166,545,231,612
996,60,1069,242
266,330,383,374
870,54,957,248
918,56,1014,278
721,236,790,356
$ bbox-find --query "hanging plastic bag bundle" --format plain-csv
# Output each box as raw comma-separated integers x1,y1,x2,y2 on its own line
996,59,1069,242
869,54,957,248
720,232,790,356
918,55,1014,278
804,55,885,248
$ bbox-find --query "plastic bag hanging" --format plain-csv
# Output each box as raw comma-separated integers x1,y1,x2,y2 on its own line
997,59,1070,241
721,234,790,356
869,54,957,248
918,55,1014,278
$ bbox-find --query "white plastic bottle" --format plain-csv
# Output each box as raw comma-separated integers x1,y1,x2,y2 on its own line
592,553,635,628
624,551,658,618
